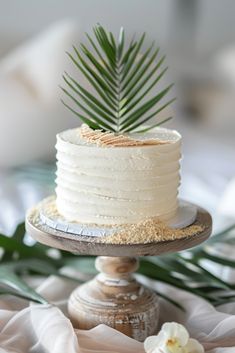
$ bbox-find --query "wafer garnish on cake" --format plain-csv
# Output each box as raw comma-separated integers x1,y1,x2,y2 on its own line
79,124,168,146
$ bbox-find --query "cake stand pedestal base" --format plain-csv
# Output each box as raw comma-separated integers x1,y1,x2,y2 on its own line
68,256,159,341
26,201,212,342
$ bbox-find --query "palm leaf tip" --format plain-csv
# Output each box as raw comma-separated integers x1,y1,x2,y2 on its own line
62,24,175,133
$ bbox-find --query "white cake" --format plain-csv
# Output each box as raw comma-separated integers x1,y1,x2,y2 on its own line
55,126,181,225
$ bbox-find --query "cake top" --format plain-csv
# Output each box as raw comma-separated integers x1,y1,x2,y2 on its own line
79,124,168,147
57,125,181,149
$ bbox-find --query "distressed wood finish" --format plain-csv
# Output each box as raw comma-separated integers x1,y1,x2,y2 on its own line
68,256,159,341
26,206,212,257
26,202,212,341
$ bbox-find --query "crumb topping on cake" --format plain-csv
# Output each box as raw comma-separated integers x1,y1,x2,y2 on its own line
99,218,204,244
79,124,169,147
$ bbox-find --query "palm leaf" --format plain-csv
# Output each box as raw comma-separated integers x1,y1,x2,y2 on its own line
121,42,154,92
73,46,117,99
61,87,115,131
120,84,174,131
85,33,116,76
120,38,136,66
63,75,116,125
61,100,100,129
120,67,169,120
122,49,162,99
62,24,175,133
2,218,235,309
80,44,117,88
125,98,175,132
120,53,165,110
64,72,115,117
120,33,146,79
117,27,125,60
66,52,116,109
93,27,116,69
0,272,47,304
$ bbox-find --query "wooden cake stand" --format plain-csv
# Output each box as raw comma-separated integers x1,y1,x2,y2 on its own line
26,201,212,342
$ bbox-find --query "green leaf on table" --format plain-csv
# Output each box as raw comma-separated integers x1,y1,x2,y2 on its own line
0,266,47,304
1,221,235,309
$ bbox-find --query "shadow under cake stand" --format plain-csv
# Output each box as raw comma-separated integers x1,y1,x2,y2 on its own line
26,198,212,342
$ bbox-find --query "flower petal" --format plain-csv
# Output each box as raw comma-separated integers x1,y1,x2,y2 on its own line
162,322,189,346
184,338,204,353
144,331,167,353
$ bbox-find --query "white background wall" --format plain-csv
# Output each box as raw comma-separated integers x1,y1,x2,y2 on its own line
1,0,235,58
0,0,235,167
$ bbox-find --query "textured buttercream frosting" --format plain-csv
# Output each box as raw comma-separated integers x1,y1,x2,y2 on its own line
55,126,181,225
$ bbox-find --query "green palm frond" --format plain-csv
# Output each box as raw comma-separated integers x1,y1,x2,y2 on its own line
61,24,175,133
0,224,85,304
1,222,235,309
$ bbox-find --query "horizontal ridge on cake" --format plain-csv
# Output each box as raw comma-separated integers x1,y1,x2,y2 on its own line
55,125,181,225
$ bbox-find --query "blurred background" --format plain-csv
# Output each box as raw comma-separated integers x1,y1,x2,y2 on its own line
0,0,235,235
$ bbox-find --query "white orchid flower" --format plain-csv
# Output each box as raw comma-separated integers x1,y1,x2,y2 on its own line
144,322,204,353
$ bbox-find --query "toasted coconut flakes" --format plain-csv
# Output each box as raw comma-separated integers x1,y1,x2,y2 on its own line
99,218,204,244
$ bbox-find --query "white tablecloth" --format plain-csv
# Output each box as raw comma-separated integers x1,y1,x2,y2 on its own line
0,273,235,353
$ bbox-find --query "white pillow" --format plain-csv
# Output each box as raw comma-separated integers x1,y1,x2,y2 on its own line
0,20,81,167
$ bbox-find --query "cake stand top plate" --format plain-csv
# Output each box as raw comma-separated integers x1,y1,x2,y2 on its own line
26,203,212,257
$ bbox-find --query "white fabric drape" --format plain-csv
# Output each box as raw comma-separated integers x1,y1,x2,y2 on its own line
0,274,234,353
